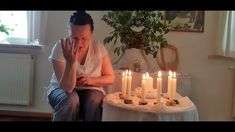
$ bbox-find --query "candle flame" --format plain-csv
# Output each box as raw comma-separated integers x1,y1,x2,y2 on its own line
125,70,128,76
143,74,145,79
173,72,176,78
128,70,132,76
146,72,149,77
158,71,162,78
169,71,172,77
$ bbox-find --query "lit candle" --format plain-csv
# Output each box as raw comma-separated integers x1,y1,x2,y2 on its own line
141,74,146,102
171,72,177,101
144,72,153,92
167,70,173,99
127,70,132,99
156,71,162,103
121,71,127,97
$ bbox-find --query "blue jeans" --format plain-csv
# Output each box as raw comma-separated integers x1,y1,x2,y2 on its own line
48,88,104,121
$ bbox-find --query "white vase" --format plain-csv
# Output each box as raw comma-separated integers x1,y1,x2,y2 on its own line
113,48,158,73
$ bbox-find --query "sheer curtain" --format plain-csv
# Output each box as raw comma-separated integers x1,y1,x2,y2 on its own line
216,11,235,58
27,11,48,45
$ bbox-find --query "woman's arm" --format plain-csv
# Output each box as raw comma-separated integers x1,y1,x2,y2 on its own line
53,38,79,94
52,60,65,84
77,54,114,87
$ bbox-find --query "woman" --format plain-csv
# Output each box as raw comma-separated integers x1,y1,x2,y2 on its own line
47,11,114,121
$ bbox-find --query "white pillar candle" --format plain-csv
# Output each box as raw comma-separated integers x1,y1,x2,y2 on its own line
171,72,177,101
141,74,146,102
167,70,173,99
127,70,132,99
121,71,127,96
144,72,153,92
156,71,162,103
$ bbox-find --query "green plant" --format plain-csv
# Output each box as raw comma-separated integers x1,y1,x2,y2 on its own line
102,11,170,58
0,21,12,35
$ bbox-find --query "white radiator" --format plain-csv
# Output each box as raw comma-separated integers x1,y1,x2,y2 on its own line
0,53,34,105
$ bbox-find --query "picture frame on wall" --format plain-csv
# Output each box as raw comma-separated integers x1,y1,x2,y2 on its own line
165,11,205,32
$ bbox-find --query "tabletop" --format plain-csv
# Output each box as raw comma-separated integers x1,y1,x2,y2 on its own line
102,92,199,121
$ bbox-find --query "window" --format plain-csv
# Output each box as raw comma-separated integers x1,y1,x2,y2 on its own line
0,11,47,45
216,11,235,58
0,11,28,44
231,12,235,53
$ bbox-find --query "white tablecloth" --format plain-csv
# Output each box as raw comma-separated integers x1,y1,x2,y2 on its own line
102,92,199,121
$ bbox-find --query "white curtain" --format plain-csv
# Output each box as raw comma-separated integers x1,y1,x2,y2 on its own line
27,11,48,45
216,11,235,58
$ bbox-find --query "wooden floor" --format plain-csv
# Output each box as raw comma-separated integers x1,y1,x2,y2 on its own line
0,110,52,121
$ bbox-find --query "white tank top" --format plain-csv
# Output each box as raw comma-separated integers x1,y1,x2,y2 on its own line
47,39,108,96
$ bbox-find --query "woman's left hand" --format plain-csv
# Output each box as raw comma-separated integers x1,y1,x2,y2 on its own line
76,73,92,86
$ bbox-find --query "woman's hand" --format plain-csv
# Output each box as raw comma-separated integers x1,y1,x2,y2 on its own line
76,73,92,86
61,37,79,65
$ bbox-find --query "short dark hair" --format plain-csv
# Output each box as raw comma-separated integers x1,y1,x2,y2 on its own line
69,11,94,32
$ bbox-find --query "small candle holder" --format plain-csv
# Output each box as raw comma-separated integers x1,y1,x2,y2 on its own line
139,100,148,105
119,93,126,100
174,99,179,104
166,100,175,106
124,99,133,104
166,99,179,106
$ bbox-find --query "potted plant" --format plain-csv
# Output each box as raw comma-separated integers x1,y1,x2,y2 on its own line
102,11,170,58
102,11,171,72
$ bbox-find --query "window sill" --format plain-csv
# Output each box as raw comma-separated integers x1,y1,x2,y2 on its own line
0,43,43,55
208,54,235,61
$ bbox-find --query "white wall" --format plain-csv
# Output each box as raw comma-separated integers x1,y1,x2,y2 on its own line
166,11,234,120
0,11,73,113
0,11,234,121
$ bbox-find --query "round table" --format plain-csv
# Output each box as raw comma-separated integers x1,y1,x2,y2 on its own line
102,92,199,121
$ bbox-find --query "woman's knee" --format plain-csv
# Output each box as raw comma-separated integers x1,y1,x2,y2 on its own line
48,88,79,109
85,90,104,107
80,90,104,121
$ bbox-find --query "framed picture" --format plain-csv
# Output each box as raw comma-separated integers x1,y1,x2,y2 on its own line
165,11,204,32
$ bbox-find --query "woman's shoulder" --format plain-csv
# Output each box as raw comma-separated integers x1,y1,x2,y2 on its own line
92,40,104,48
91,40,107,56
51,39,61,50
92,40,107,51
53,37,68,46
54,39,63,46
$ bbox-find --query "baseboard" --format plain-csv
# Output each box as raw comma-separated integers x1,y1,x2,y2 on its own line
0,110,52,119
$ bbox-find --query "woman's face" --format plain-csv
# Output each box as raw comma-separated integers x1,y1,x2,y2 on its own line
69,24,93,53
